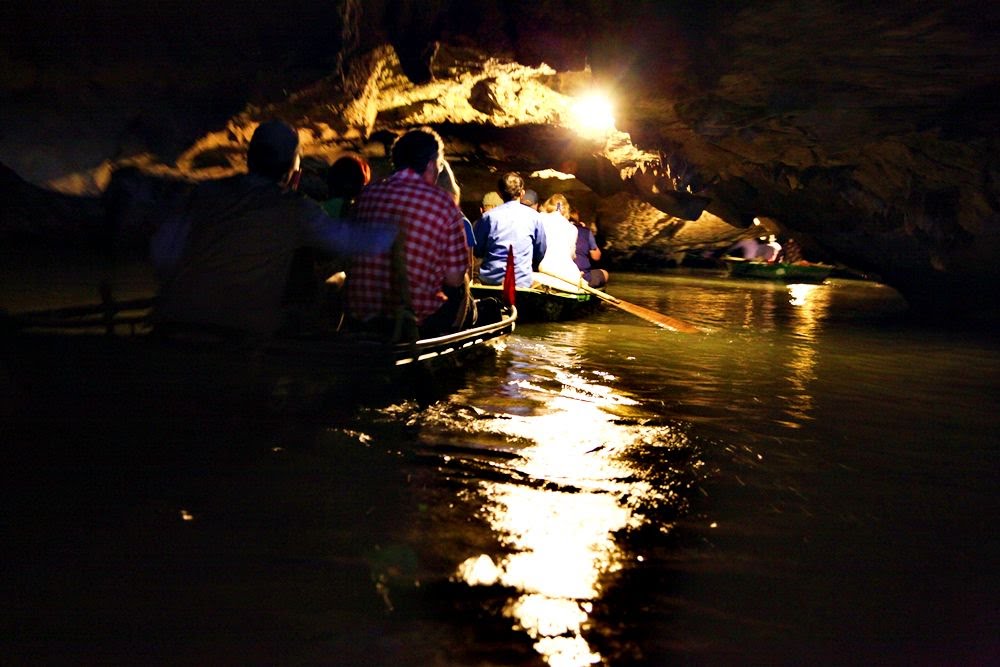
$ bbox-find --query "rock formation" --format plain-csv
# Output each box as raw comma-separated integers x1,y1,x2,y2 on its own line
2,0,998,320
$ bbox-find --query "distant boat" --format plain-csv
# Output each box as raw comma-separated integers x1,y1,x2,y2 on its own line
722,256,834,284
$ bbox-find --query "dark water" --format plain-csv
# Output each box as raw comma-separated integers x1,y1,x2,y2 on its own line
3,259,998,666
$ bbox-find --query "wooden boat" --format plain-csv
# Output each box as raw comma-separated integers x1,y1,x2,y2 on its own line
2,294,516,412
722,256,834,284
470,283,597,322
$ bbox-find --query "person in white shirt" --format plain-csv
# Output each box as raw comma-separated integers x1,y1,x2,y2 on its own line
535,193,585,289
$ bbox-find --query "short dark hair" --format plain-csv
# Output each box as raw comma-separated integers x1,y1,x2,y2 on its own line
391,127,443,174
247,119,299,181
326,153,371,198
498,172,524,202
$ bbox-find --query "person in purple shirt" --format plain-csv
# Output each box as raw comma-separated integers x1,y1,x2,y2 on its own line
473,172,546,288
572,216,609,288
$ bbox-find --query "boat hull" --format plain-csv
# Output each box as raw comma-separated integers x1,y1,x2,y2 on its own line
470,284,597,322
3,299,516,413
724,258,834,284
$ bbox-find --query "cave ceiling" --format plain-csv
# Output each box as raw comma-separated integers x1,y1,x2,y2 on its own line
1,0,999,319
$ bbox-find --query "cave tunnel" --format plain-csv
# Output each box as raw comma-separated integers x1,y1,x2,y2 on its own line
2,5,1000,666
1,1,999,321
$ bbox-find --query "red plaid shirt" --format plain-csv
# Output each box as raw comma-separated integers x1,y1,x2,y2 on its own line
347,168,469,324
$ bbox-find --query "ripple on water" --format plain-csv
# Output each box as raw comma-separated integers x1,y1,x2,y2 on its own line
363,331,706,666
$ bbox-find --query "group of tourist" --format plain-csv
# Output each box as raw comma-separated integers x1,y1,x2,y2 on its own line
150,119,608,345
472,173,609,292
727,234,804,264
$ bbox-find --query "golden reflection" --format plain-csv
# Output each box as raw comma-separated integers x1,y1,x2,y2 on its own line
453,334,681,666
788,283,819,308
782,283,832,426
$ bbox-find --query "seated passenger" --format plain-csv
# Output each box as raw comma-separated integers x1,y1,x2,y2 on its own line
763,234,783,262
436,157,475,255
346,127,470,337
153,119,395,342
287,151,373,308
322,152,371,218
776,236,804,263
480,191,503,216
727,236,763,259
571,213,610,288
436,157,476,328
536,193,585,289
520,188,539,210
473,172,547,288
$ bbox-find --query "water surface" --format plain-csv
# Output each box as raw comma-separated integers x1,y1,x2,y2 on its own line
3,259,997,665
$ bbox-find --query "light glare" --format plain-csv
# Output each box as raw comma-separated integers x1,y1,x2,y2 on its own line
570,92,616,137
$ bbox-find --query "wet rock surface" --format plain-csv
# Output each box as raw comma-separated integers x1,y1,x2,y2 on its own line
2,0,998,320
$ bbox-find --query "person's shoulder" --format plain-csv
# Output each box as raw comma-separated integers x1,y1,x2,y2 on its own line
357,174,392,197
496,200,530,217
197,173,247,194
285,191,331,224
415,180,464,218
379,173,451,202
417,178,457,204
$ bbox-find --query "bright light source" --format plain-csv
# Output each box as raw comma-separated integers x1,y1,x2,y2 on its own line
569,91,616,138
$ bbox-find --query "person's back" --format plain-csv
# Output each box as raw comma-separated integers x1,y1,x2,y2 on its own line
473,172,546,288
729,237,761,259
153,119,394,340
572,216,609,288
763,235,782,262
778,236,804,263
347,127,469,334
536,194,583,286
156,175,315,336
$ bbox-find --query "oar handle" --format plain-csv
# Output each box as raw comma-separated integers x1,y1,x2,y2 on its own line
577,280,619,304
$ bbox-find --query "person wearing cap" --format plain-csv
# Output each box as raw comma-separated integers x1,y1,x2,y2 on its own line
468,191,502,286
473,172,547,289
520,189,539,210
481,191,503,214
347,127,470,336
152,119,396,341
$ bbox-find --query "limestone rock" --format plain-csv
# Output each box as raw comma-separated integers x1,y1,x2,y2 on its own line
1,0,998,320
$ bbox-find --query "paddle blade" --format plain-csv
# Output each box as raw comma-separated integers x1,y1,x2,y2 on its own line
502,244,516,307
611,297,702,333
535,267,702,333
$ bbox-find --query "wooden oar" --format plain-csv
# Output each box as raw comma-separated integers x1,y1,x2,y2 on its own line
537,269,703,333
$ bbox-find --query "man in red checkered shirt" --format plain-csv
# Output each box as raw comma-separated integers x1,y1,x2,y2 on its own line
347,127,470,335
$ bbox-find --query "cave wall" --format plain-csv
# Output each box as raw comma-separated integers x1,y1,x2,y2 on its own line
2,0,999,319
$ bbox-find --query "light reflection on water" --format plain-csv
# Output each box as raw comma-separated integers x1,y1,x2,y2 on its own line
398,271,1000,664
422,330,692,666
429,279,843,665
782,283,827,425
7,252,997,664
590,275,862,438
